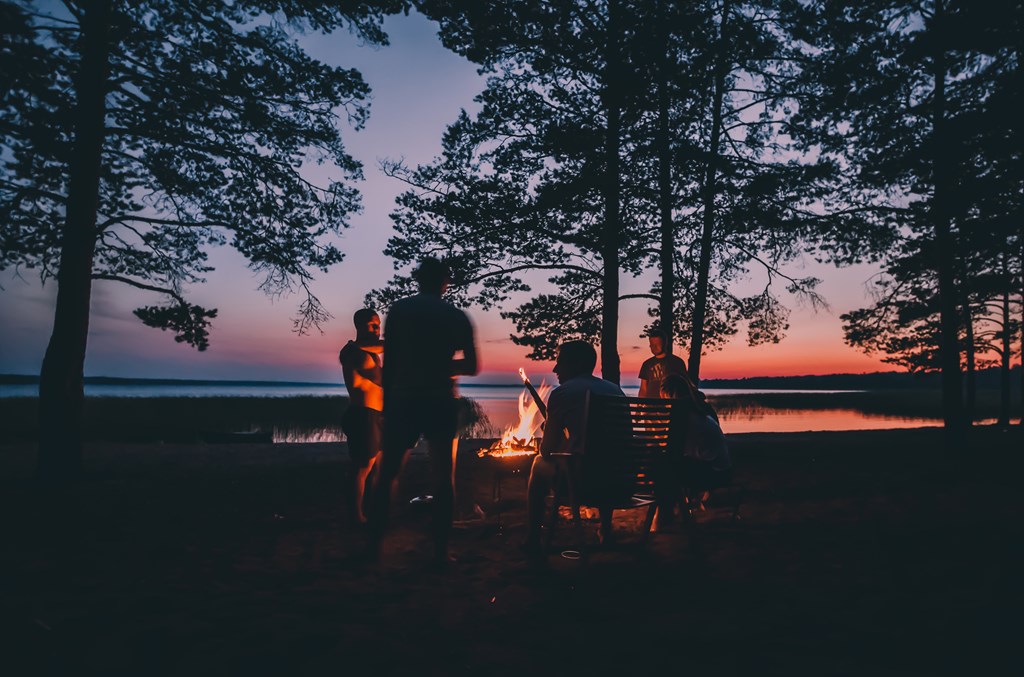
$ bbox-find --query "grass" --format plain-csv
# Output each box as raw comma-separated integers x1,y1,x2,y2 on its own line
0,396,489,443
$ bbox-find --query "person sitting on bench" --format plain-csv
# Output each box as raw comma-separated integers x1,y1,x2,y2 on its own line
522,341,625,557
656,374,732,525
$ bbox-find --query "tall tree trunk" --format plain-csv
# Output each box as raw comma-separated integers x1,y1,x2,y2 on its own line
999,263,1011,427
963,318,976,423
1011,10,1019,426
689,0,731,385
1019,276,1023,428
930,1,966,435
600,0,622,384
998,290,1011,427
656,0,675,354
36,1,113,483
959,253,976,422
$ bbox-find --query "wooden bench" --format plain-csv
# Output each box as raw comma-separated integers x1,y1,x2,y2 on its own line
543,393,673,554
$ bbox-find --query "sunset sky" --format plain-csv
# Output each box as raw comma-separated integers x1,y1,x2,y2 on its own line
0,10,894,386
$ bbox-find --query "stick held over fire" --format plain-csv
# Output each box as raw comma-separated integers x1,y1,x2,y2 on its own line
519,368,548,420
478,370,551,458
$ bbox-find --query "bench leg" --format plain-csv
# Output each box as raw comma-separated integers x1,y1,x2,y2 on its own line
542,492,559,553
639,503,657,546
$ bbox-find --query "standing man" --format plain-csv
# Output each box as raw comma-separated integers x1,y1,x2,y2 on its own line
522,341,625,557
638,330,690,398
367,258,479,565
339,308,383,524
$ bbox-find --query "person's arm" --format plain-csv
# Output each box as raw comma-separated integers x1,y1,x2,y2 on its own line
638,360,651,397
539,391,567,457
638,379,652,398
340,348,365,392
357,339,383,355
451,313,479,376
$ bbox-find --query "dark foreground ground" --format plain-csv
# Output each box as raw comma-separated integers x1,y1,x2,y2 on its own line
2,427,1022,676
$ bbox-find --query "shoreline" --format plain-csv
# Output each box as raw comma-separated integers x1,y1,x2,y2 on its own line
0,424,1012,478
2,392,1018,446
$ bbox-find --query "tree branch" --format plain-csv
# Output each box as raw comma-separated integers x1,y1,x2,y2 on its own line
92,273,185,302
463,263,601,285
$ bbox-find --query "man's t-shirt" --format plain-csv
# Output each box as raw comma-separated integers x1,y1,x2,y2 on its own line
638,354,688,391
540,375,625,456
382,292,475,399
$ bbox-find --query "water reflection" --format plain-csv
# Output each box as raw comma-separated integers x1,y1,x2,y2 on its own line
283,398,1014,443
475,396,1015,436
413,397,953,438
715,404,941,433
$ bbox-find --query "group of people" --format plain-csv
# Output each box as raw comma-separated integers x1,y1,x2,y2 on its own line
339,258,477,565
339,256,731,565
519,333,732,557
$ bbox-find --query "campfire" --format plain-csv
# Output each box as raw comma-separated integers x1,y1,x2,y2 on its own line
478,368,551,459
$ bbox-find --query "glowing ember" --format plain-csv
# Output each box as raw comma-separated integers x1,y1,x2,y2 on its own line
478,374,552,459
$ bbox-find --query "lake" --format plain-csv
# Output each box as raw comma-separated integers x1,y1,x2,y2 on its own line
1,381,982,438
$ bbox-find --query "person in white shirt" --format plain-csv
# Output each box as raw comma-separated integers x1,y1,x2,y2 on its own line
522,341,624,557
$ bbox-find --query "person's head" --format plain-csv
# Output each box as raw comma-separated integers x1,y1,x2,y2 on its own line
413,257,451,295
661,373,700,408
352,307,380,341
648,330,669,358
553,340,598,384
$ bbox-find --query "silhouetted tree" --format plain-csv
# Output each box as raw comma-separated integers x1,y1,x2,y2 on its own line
375,0,661,382
651,0,834,382
382,0,831,383
0,0,408,482
819,0,1024,430
803,0,1024,433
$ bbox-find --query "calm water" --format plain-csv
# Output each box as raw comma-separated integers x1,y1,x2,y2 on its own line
478,388,953,435
8,376,999,436
0,382,954,436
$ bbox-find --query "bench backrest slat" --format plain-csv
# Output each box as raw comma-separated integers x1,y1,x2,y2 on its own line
581,393,673,504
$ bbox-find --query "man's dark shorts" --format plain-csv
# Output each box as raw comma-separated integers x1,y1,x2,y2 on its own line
382,395,459,453
341,405,382,468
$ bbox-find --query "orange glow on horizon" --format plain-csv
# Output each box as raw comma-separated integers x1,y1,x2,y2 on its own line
473,344,892,381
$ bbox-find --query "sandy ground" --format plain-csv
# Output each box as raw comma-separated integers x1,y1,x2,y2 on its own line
1,427,1022,676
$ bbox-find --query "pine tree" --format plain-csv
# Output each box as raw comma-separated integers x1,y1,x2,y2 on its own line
0,0,408,481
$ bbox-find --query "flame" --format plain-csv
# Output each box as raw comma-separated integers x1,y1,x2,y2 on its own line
478,379,552,458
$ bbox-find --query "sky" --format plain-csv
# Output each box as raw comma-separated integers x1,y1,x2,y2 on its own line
0,10,894,386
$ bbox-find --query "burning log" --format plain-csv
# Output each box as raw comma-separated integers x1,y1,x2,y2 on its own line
478,368,551,459
478,436,540,458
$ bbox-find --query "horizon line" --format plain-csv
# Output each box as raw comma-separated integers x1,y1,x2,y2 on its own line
0,369,950,388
